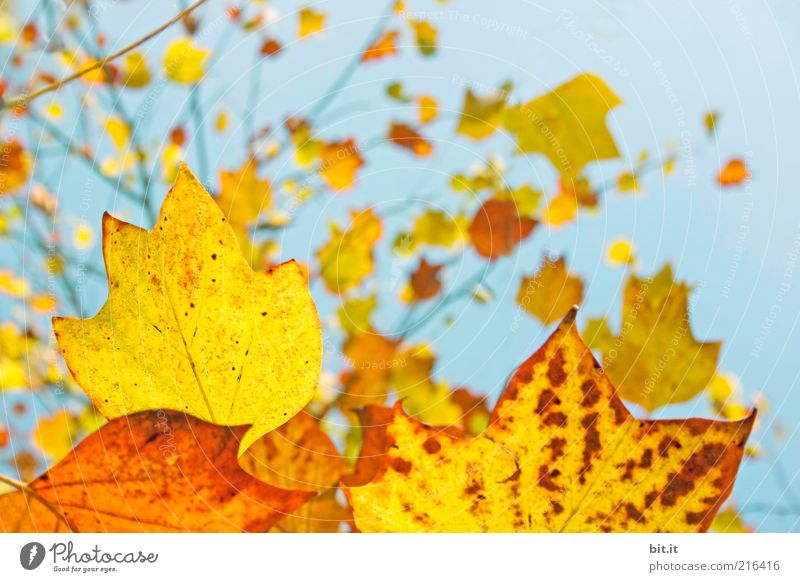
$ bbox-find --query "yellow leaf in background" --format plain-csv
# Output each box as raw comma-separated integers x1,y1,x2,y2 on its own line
216,158,272,261
0,10,17,44
503,73,622,177
320,138,364,192
163,37,210,84
317,208,382,293
541,190,578,227
409,20,437,56
496,184,542,217
704,110,719,137
0,140,33,196
33,409,78,463
44,102,64,121
456,88,507,140
73,223,94,249
711,506,752,533
606,238,636,266
401,209,466,254
215,109,229,133
337,294,378,336
30,294,57,313
0,270,28,297
104,117,131,151
417,95,439,124
161,142,183,183
708,372,751,421
339,332,400,411
584,264,721,412
516,256,584,325
345,314,754,532
299,7,325,39
662,156,677,177
617,170,640,194
120,51,151,88
52,165,322,454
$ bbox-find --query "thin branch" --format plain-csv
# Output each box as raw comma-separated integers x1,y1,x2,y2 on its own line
1,0,212,111
0,474,76,532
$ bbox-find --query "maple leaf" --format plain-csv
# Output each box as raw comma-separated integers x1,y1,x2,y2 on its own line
52,165,322,454
584,265,720,412
503,73,622,177
344,310,754,532
516,256,584,325
0,411,313,532
241,412,348,532
468,199,537,260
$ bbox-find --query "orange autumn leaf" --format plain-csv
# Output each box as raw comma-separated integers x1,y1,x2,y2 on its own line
0,411,313,532
242,412,349,532
0,139,32,195
339,332,401,411
468,199,537,260
409,258,444,301
387,122,433,157
320,138,364,192
345,310,755,532
717,158,750,187
362,30,399,62
516,256,584,325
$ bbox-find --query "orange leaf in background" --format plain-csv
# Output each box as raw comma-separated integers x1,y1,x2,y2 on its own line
0,139,32,195
409,258,444,301
387,122,433,157
260,38,283,57
0,411,313,532
241,412,349,532
339,332,400,411
362,30,399,62
320,138,364,192
468,199,537,260
717,158,750,187
345,311,755,532
516,256,584,325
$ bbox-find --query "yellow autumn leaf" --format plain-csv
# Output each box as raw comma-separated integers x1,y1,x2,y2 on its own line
409,20,437,56
0,140,33,196
52,165,322,454
216,158,272,264
417,95,439,125
337,294,378,336
33,409,78,463
606,238,636,266
711,506,752,533
163,38,210,84
456,87,507,140
345,311,754,532
503,73,622,177
541,191,578,227
299,7,325,39
584,264,720,412
317,208,382,293
617,170,640,194
120,51,151,88
320,138,364,192
516,256,584,325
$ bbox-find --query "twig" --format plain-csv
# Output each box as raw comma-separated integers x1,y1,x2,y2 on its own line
0,474,76,532
1,0,212,111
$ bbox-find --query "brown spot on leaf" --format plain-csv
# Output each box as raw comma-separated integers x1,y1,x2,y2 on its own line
547,349,567,387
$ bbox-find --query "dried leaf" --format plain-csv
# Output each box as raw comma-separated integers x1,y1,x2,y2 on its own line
345,312,754,532
388,122,433,157
0,411,313,532
584,265,720,412
468,199,537,260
